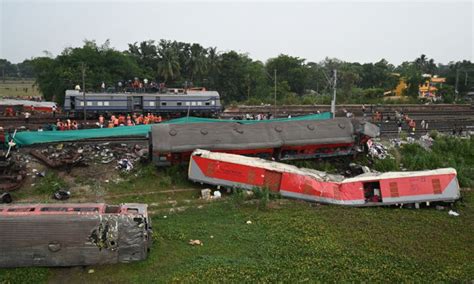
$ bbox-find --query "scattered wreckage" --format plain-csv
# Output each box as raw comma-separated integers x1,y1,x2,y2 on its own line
0,203,152,267
0,152,26,192
28,143,148,171
188,149,461,207
151,118,379,166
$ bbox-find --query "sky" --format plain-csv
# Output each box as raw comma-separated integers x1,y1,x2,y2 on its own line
1,0,473,65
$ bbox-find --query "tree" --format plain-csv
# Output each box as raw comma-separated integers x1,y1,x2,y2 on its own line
157,40,181,83
266,54,308,95
31,40,143,103
415,54,437,74
186,43,208,83
397,61,423,97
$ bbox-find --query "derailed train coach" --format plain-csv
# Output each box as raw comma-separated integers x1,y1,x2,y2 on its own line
151,118,380,166
188,150,461,206
0,203,152,267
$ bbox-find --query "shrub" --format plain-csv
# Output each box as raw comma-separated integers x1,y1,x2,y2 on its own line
34,172,67,195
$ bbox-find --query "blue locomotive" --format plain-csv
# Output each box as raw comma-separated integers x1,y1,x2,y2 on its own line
63,88,222,117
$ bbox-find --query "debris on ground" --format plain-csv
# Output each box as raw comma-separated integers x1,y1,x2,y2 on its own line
246,220,252,224
448,210,460,217
418,134,434,150
117,159,133,172
0,152,26,191
0,192,12,203
30,149,84,171
367,140,390,160
53,189,71,200
213,191,222,199
25,143,148,172
188,239,203,246
201,188,212,200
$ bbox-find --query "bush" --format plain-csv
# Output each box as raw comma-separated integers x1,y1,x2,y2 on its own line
34,172,67,195
428,130,439,139
373,158,399,172
399,137,474,187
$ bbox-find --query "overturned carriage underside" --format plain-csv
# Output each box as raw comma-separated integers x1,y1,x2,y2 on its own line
0,206,151,267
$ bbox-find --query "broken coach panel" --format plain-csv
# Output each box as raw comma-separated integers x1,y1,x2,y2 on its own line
188,149,460,206
0,203,152,267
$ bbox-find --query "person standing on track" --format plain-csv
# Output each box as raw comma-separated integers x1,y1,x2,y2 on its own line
24,111,31,124
52,105,57,118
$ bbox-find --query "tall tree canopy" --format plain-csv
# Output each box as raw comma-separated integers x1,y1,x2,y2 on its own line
2,38,470,105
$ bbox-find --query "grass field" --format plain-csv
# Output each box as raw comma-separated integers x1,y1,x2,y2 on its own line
1,192,473,283
1,138,473,283
1,171,473,282
0,80,41,97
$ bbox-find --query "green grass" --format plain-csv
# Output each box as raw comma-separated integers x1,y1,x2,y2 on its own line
2,191,472,283
0,80,40,97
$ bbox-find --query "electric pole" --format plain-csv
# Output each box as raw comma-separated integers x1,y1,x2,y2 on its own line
274,69,277,118
81,63,86,122
454,68,459,102
331,69,337,118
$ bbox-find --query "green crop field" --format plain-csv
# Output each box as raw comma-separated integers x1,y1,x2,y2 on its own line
0,80,41,98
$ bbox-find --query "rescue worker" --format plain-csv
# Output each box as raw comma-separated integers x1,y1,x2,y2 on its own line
98,115,105,128
113,116,119,127
126,115,133,126
24,111,31,124
52,105,57,118
409,120,416,134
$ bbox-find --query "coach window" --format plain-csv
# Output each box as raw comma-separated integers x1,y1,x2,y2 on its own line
363,181,382,203
97,101,103,106
191,102,196,106
197,102,202,106
185,102,191,106
80,101,84,106
104,101,109,106
87,101,93,106
205,102,210,106
161,102,167,106
149,101,155,106
177,102,182,106
211,100,216,105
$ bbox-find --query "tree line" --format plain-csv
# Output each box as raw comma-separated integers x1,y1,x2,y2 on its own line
1,39,473,105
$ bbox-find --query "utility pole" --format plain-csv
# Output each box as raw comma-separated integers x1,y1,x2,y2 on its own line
331,69,337,118
81,63,86,122
454,68,459,102
274,69,277,118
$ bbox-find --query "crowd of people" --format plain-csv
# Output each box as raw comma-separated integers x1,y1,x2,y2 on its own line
98,113,163,128
393,111,429,135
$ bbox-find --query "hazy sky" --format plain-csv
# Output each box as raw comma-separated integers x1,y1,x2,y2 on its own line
1,0,473,64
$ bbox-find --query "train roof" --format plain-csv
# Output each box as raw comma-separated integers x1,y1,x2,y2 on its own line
0,99,57,108
0,203,148,215
152,117,356,153
65,90,220,97
191,149,457,183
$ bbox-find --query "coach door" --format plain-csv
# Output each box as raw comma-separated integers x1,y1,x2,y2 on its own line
264,170,282,192
70,96,76,110
133,96,143,111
